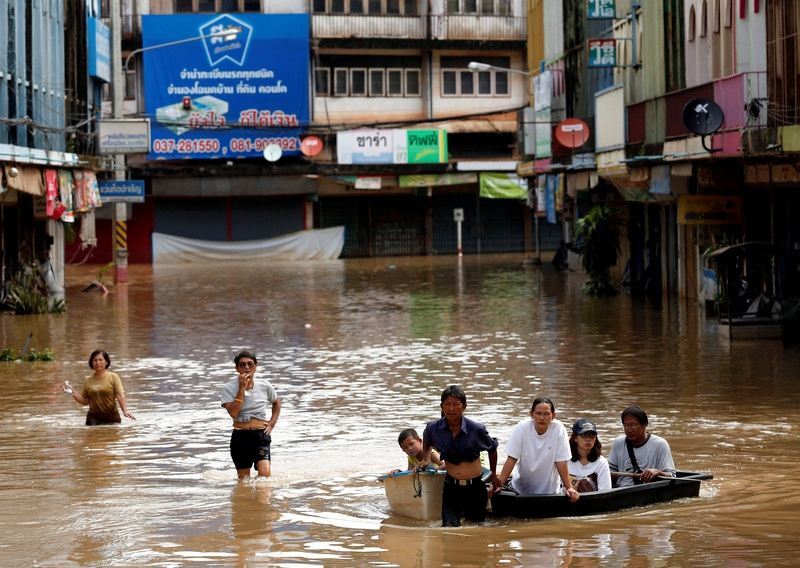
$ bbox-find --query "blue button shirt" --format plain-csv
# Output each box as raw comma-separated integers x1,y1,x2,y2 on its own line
423,416,498,464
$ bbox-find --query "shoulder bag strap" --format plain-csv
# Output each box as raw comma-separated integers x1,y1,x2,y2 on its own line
625,438,643,485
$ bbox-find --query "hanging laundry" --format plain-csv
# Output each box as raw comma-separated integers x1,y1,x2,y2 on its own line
44,169,59,217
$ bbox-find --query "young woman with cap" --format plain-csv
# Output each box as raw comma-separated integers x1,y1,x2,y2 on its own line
568,418,612,492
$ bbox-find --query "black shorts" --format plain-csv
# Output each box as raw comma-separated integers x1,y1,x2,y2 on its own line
230,429,272,470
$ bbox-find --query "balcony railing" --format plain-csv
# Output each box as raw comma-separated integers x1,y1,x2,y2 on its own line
312,14,427,39
312,14,527,41
430,15,526,41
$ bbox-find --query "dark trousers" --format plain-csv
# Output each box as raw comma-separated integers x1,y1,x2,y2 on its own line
441,475,488,527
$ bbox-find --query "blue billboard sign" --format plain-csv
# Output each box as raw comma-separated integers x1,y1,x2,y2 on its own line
142,14,309,160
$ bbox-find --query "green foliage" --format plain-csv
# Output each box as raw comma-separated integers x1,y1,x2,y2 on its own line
3,263,66,314
0,348,17,361
0,347,56,361
24,348,56,361
574,205,621,297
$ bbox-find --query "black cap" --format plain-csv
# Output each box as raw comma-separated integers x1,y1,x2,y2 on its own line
572,418,598,436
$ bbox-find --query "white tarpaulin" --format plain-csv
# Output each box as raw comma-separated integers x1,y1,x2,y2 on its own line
153,227,345,264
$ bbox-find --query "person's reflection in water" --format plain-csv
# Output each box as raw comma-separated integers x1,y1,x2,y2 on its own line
66,426,124,566
560,533,614,566
230,479,279,566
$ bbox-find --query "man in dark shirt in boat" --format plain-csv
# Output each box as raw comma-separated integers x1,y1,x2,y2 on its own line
423,385,501,527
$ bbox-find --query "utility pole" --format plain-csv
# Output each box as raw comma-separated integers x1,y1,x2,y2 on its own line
110,1,128,283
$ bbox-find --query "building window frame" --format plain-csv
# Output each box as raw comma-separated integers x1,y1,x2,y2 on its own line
174,0,261,12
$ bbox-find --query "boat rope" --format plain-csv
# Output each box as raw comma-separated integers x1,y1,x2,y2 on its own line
412,471,423,499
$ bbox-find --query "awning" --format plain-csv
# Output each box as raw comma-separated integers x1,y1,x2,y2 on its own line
4,165,43,196
479,173,527,199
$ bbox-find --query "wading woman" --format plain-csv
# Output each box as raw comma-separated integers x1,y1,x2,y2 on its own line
63,349,136,425
220,350,281,480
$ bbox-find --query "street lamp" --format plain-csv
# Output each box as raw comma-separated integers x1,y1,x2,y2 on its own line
467,61,533,76
124,26,241,74
467,61,542,263
109,25,240,284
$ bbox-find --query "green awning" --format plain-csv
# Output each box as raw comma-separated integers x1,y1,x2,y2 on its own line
479,172,527,199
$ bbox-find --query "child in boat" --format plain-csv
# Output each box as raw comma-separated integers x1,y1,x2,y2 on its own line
388,428,442,474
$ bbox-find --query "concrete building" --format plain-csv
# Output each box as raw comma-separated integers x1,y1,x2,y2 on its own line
1,0,107,304
79,0,556,264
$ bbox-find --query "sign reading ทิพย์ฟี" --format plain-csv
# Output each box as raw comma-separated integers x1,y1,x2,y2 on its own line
142,14,309,160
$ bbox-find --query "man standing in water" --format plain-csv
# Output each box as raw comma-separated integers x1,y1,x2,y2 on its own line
221,350,281,479
423,385,500,526
608,405,675,486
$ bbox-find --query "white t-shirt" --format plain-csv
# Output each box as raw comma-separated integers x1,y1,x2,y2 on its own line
506,418,571,495
220,377,278,423
608,433,676,487
568,455,612,491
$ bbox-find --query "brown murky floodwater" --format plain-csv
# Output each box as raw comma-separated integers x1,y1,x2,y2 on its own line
1,254,799,567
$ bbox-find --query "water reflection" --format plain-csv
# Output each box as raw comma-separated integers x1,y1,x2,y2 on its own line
0,256,798,566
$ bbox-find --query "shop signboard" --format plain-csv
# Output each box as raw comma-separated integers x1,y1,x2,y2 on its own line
588,39,617,68
87,17,111,82
677,195,743,225
337,129,447,165
98,180,146,203
588,0,616,19
98,119,151,154
142,14,309,160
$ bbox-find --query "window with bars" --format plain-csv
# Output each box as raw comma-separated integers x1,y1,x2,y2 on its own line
175,0,261,12
315,56,422,97
313,0,418,15
441,56,510,97
446,0,511,15
766,0,800,125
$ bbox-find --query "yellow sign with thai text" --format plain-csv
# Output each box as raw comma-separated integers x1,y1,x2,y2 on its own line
677,195,742,225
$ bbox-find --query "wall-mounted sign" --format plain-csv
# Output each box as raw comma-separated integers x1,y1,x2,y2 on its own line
97,119,152,154
533,70,552,111
677,195,743,225
87,18,111,83
142,14,309,160
98,180,145,203
588,0,616,19
534,108,552,158
337,129,448,165
588,39,617,68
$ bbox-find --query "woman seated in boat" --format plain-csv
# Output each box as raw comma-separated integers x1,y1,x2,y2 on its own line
387,428,442,475
495,397,579,502
608,405,676,486
568,419,612,492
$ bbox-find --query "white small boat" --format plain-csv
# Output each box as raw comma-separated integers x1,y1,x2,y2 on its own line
378,469,445,521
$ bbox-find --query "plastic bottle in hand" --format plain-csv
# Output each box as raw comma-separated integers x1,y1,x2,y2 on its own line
63,381,73,395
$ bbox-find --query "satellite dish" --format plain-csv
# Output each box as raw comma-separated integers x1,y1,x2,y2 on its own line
300,135,324,157
554,118,591,149
682,98,724,135
263,143,282,162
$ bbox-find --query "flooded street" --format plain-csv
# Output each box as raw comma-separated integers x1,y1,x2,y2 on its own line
1,254,799,567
